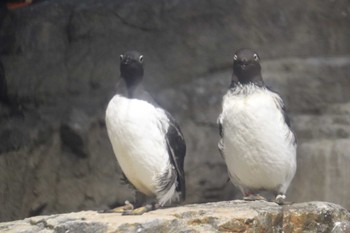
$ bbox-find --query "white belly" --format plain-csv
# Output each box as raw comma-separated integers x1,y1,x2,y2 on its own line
105,95,170,196
220,88,296,191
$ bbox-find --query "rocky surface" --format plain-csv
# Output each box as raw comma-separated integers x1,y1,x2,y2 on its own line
1,0,350,222
0,201,349,233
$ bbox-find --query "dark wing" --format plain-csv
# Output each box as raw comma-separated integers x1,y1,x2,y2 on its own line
217,114,224,157
281,104,297,145
164,112,186,201
217,113,232,184
267,86,297,146
218,120,223,138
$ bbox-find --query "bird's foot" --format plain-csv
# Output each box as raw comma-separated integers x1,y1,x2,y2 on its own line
254,194,266,201
100,200,134,213
122,204,154,215
243,194,255,201
275,194,286,205
243,194,266,201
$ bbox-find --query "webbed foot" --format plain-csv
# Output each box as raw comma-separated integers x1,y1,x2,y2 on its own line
99,200,134,213
122,204,154,215
243,194,266,201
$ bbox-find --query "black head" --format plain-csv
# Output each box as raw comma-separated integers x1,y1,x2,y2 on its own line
232,49,263,86
120,50,144,87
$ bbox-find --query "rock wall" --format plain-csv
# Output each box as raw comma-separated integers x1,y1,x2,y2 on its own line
1,0,350,222
0,201,349,233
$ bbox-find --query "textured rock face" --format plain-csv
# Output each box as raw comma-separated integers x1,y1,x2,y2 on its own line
1,0,350,222
0,201,349,233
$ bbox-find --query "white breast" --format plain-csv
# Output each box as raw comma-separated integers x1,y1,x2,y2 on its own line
105,95,170,196
219,85,296,192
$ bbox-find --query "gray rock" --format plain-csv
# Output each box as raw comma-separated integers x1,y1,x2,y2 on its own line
0,201,349,233
0,61,8,104
60,108,91,158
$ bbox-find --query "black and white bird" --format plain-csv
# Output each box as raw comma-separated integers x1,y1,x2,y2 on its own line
105,51,186,215
217,49,297,204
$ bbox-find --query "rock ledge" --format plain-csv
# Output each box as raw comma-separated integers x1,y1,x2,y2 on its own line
0,201,349,233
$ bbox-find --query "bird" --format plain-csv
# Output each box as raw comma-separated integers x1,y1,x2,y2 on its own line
217,48,297,204
105,50,186,215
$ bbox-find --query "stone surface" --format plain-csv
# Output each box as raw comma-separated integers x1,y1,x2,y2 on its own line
0,201,349,233
1,0,350,222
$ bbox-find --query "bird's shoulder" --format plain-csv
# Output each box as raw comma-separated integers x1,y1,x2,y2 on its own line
161,110,185,146
265,86,297,145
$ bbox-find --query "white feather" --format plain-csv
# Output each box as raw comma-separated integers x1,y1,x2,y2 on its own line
105,94,172,198
218,84,296,194
158,181,178,206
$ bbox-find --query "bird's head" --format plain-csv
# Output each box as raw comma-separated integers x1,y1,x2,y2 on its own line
232,49,263,86
120,50,144,87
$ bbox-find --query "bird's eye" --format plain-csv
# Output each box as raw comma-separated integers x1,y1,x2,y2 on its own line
139,55,144,63
120,54,124,61
233,54,238,61
253,53,259,61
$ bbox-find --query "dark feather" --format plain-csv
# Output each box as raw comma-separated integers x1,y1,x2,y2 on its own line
218,138,224,157
218,121,223,137
120,172,137,191
281,104,297,145
120,172,130,185
218,118,225,157
164,112,186,201
267,86,297,146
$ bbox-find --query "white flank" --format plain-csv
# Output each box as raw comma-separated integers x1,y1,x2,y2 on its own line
218,84,296,193
105,94,171,198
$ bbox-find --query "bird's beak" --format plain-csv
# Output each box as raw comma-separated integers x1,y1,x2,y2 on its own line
121,58,129,65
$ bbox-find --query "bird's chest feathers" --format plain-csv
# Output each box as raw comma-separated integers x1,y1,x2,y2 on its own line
223,90,280,132
221,88,288,163
106,97,170,162
108,96,166,139
221,87,294,181
106,95,170,195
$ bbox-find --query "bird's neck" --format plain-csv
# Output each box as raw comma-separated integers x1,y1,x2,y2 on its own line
121,74,144,98
125,81,145,98
231,73,264,88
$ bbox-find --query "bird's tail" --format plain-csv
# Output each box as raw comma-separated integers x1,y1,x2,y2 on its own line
155,165,178,206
